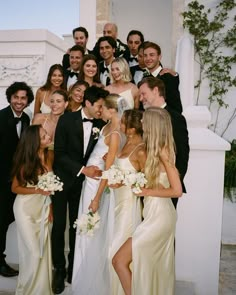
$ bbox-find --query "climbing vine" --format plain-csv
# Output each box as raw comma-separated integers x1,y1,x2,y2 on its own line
182,0,236,136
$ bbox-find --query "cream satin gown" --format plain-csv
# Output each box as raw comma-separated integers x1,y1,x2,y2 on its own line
13,173,53,295
132,172,177,295
110,145,143,295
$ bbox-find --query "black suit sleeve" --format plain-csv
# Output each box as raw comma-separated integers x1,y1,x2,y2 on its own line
166,106,189,192
62,53,70,71
160,73,183,114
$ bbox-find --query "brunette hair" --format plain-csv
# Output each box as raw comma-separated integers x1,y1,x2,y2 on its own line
11,125,48,186
6,81,34,105
122,109,143,135
77,54,101,83
41,64,66,91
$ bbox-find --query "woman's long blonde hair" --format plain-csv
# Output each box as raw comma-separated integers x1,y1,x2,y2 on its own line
142,107,175,188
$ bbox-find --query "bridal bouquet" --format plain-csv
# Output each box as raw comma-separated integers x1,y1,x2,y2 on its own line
74,210,100,237
102,165,147,193
101,165,125,185
123,171,147,193
36,172,64,195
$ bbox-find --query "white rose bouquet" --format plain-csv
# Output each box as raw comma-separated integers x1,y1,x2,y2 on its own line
36,172,64,195
74,210,100,237
123,171,147,193
101,165,125,185
102,165,147,193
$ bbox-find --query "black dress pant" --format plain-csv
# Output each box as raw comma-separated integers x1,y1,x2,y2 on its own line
0,183,16,265
51,178,83,277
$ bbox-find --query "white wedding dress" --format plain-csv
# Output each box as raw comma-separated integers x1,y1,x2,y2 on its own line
71,127,125,295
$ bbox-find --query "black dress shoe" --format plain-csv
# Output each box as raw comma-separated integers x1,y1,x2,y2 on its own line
0,263,19,277
52,268,66,294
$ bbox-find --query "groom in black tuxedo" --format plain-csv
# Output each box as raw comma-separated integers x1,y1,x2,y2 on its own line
138,77,189,208
0,82,34,277
52,86,109,294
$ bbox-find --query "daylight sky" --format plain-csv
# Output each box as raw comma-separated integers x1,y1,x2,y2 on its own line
0,0,79,38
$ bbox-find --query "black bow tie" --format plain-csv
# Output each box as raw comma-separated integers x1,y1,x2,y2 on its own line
69,71,78,78
100,67,109,74
82,118,93,123
128,56,138,63
14,117,23,124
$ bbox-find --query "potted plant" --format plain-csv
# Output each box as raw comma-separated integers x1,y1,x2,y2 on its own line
222,140,236,244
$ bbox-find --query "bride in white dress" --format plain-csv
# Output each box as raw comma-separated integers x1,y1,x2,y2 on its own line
71,94,127,295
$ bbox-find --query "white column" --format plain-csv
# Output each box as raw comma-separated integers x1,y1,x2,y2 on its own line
79,0,97,49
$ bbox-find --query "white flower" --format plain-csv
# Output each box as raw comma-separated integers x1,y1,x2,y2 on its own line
123,171,147,193
92,127,100,139
37,172,64,195
74,210,100,236
102,165,124,185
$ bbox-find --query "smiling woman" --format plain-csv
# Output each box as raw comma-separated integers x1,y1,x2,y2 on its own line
34,64,66,115
32,90,69,145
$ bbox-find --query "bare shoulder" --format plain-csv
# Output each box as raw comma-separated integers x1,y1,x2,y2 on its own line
32,113,48,124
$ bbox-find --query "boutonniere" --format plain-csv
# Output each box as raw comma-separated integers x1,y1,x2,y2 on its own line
92,127,100,139
143,69,150,77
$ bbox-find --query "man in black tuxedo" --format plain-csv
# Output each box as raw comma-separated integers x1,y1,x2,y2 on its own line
64,45,85,90
0,82,34,277
52,86,109,294
123,30,144,68
97,36,116,87
62,26,92,70
143,41,183,114
138,77,189,208
92,23,128,62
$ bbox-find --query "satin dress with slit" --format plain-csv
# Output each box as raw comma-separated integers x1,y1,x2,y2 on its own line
110,144,143,295
13,173,53,295
132,172,177,295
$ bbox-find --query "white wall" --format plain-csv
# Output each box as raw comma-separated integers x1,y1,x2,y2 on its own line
0,29,67,114
110,0,173,67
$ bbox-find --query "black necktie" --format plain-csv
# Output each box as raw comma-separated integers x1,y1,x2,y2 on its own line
14,117,22,124
82,118,93,123
69,71,78,78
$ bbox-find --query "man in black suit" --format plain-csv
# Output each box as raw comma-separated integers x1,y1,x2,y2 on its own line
62,26,92,70
138,77,189,208
92,23,128,62
64,45,85,90
97,36,116,87
0,82,34,277
123,30,144,68
52,86,109,294
143,41,183,114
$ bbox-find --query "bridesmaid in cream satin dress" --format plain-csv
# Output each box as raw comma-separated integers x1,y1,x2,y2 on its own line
11,125,54,295
109,110,146,295
113,108,183,295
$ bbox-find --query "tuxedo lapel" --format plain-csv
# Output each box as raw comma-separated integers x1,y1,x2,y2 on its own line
75,110,84,155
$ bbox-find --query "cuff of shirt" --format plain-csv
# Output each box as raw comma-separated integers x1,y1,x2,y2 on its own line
77,166,84,177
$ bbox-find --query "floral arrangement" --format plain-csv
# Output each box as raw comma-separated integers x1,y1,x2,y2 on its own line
92,127,100,139
101,165,125,185
36,172,64,195
102,165,147,193
74,210,100,237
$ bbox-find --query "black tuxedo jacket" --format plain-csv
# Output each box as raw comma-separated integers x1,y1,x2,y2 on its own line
53,110,105,188
149,72,183,114
63,69,79,89
165,105,189,194
0,106,30,190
